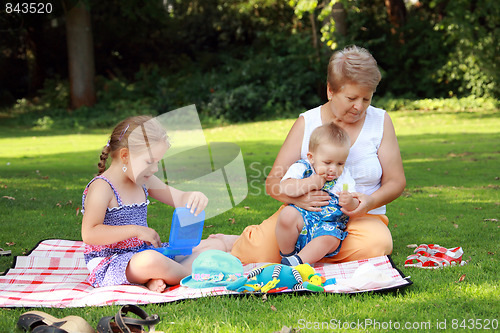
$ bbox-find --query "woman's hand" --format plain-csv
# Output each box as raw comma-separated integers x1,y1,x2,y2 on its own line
136,226,162,248
291,189,330,211
185,191,208,216
340,192,374,218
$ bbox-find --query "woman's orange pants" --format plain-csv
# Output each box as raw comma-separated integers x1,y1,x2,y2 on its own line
231,205,393,264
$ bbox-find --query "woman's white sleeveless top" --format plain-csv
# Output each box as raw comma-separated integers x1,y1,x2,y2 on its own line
299,105,386,214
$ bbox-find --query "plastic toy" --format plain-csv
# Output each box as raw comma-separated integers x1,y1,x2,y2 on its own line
226,263,335,293
226,264,303,293
295,264,336,292
141,207,205,258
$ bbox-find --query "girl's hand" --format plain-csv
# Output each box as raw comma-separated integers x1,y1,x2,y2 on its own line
136,226,162,248
292,189,330,212
186,191,208,216
340,192,374,218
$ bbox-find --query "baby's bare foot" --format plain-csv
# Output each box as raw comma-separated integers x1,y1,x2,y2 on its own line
146,279,167,293
208,234,239,251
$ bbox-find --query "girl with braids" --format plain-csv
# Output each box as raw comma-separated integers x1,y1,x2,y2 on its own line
81,116,227,292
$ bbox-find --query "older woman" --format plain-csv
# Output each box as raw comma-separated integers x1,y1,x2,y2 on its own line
229,45,406,264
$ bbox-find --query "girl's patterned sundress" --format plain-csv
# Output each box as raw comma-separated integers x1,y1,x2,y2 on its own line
81,175,151,287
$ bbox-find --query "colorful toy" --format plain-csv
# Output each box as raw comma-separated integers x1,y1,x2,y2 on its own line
226,263,335,293
295,264,337,292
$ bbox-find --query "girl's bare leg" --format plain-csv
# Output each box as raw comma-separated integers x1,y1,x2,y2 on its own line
207,234,239,252
126,250,190,292
127,237,228,292
176,236,228,268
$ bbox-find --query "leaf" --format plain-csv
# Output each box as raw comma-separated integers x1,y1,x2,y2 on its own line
407,244,418,249
453,223,459,228
2,196,15,200
228,218,236,225
5,242,15,246
456,274,466,283
274,326,293,333
270,304,277,312
244,206,250,210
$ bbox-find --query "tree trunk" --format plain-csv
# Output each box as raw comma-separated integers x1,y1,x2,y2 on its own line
65,1,96,109
25,16,45,94
331,1,347,36
384,0,406,39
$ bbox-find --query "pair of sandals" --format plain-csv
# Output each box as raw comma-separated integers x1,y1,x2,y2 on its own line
17,305,162,333
404,244,465,269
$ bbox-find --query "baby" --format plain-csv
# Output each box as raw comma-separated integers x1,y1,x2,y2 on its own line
276,122,359,266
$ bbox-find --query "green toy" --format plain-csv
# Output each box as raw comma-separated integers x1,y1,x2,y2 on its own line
226,263,335,293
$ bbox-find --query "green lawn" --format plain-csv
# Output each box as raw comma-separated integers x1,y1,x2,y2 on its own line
0,108,499,332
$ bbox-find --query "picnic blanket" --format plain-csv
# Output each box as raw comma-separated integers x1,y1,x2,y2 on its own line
0,239,412,308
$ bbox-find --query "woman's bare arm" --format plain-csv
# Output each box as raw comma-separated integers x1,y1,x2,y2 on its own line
265,117,330,211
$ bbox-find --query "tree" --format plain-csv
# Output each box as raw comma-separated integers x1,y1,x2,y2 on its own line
65,1,96,109
384,0,406,33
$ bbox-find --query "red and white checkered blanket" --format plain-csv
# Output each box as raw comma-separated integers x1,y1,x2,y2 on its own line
0,239,411,308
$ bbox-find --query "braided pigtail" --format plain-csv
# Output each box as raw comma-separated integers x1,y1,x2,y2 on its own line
96,115,167,176
97,144,111,175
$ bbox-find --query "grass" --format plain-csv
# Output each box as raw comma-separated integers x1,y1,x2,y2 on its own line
0,107,499,332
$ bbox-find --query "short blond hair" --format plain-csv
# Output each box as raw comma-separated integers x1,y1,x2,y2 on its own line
309,122,350,152
327,45,381,93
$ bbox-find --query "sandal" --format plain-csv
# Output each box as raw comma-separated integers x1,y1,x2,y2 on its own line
97,305,162,333
404,255,449,269
405,246,464,269
17,311,95,333
432,246,463,264
414,244,447,256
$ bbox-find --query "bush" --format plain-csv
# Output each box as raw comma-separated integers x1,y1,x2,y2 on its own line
168,32,325,122
373,95,499,112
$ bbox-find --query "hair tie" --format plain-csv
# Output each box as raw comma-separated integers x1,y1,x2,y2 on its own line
118,124,130,141
106,140,110,147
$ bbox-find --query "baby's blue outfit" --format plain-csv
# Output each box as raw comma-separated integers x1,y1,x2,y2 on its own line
290,159,349,257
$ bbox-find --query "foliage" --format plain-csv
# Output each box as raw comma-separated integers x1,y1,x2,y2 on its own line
435,0,500,98
1,0,499,117
289,0,500,99
373,95,499,112
3,30,325,127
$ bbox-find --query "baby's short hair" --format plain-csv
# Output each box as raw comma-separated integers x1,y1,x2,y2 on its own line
309,122,350,152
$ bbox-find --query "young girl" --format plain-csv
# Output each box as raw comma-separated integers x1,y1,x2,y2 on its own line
81,115,227,292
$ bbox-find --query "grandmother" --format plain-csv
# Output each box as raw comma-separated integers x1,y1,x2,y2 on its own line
227,45,406,264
